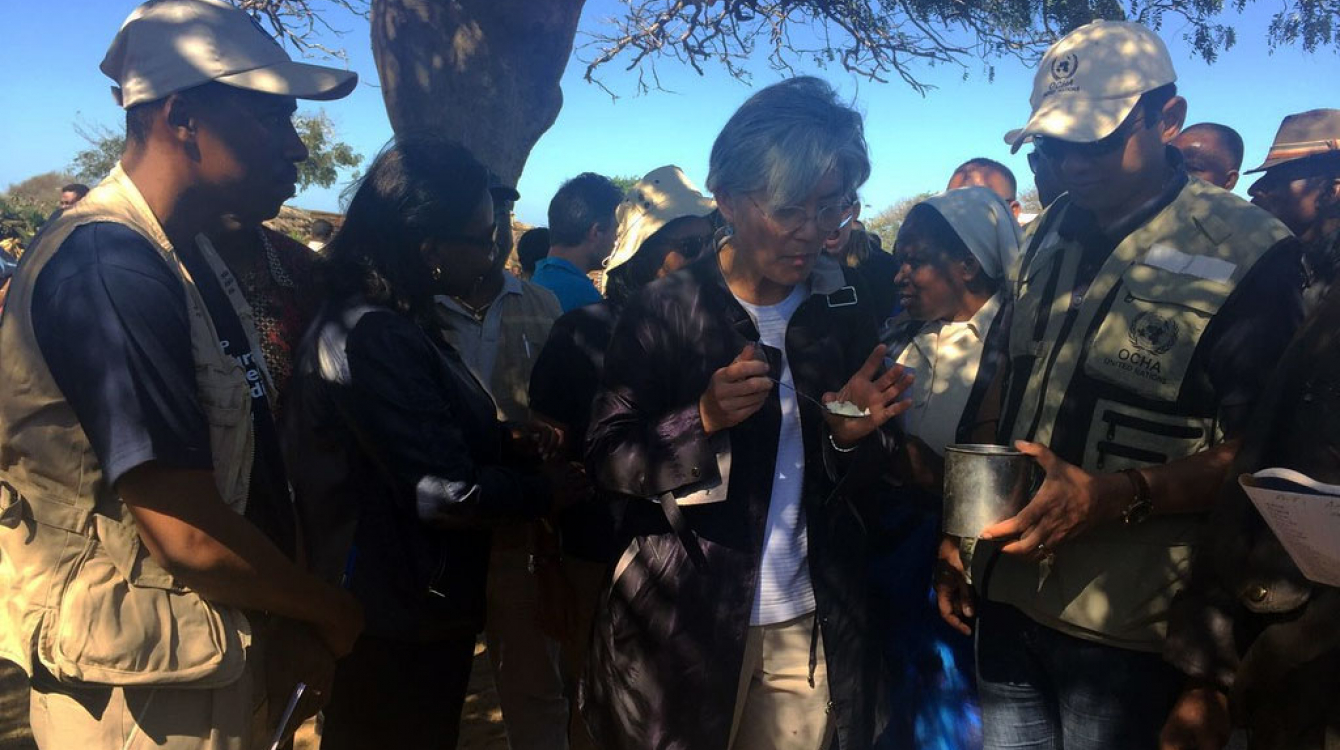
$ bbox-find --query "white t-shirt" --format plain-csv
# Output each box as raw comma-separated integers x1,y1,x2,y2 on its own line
734,284,815,626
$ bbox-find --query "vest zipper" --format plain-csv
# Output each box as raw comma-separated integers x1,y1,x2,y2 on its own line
1095,440,1168,470
1102,409,1205,439
245,417,256,510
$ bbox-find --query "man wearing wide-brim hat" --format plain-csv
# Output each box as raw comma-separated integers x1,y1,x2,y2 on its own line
1245,109,1340,307
933,19,1306,750
0,1,364,747
1158,109,1340,750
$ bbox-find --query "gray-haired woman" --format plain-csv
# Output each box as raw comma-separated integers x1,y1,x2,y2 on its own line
582,76,913,750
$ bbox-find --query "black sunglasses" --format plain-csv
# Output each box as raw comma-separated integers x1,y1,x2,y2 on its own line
438,223,499,254
666,233,713,259
1034,112,1146,163
1026,150,1043,174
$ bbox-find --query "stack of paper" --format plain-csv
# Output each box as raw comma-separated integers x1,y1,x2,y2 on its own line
1240,468,1340,587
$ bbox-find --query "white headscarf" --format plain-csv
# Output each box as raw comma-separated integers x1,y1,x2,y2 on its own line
917,186,1022,281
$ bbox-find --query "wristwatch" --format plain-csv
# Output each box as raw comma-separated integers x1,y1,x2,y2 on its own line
1120,468,1153,525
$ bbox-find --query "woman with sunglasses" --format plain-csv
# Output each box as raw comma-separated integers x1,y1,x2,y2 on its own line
524,166,718,746
284,136,580,749
581,77,913,750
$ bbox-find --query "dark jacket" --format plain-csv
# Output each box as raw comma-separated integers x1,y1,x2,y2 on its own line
843,238,903,323
581,250,896,750
529,300,621,562
1165,283,1340,748
285,299,550,641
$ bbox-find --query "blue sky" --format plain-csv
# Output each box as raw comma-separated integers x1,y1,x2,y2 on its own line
1,1,1335,225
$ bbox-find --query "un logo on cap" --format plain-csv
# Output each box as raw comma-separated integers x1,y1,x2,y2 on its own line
1051,53,1079,82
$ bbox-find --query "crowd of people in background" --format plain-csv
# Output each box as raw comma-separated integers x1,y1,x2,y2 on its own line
0,2,1338,750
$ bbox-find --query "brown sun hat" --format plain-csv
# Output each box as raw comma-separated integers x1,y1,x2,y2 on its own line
1245,109,1340,174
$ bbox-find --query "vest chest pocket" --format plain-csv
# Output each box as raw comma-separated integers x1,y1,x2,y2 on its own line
1083,264,1233,402
1084,399,1211,473
196,367,251,513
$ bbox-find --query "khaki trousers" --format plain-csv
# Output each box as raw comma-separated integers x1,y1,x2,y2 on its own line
728,612,835,750
29,660,260,750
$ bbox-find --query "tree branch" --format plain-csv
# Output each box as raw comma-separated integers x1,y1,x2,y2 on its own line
580,0,1246,93
230,0,370,62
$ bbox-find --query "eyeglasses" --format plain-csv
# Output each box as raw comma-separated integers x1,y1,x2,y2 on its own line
1034,112,1146,163
752,196,856,234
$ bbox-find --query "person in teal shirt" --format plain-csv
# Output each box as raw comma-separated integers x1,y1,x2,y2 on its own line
532,172,622,311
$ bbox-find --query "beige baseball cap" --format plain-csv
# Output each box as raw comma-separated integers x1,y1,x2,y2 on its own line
101,0,358,109
605,166,716,272
1007,20,1176,153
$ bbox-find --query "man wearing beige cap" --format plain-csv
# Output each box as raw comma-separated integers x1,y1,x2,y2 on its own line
1246,109,1340,306
0,1,362,748
934,19,1304,749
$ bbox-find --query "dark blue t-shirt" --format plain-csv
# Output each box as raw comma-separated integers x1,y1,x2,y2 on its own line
32,222,294,555
32,223,212,483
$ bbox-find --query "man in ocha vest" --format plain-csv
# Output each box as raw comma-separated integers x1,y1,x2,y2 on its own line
0,1,365,747
933,20,1304,750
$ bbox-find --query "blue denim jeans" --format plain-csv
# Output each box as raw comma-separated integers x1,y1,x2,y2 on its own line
975,600,1183,750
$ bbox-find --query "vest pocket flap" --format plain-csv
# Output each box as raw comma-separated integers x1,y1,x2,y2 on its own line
44,520,250,687
1123,262,1234,315
196,368,247,426
94,514,178,591
1082,266,1229,402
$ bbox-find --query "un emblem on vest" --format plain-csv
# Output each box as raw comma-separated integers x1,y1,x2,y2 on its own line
1051,53,1079,82
1128,312,1179,356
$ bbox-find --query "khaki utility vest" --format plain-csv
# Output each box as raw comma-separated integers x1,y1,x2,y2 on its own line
982,179,1294,652
0,165,260,687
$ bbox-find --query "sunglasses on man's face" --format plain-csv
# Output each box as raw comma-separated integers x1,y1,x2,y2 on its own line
1034,112,1146,163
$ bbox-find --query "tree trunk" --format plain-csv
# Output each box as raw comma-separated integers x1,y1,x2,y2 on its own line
371,0,586,187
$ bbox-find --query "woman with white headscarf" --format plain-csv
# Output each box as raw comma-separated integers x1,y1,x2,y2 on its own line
871,185,1021,750
884,185,1022,457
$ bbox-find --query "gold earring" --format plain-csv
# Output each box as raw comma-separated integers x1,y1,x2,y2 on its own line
431,266,443,281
